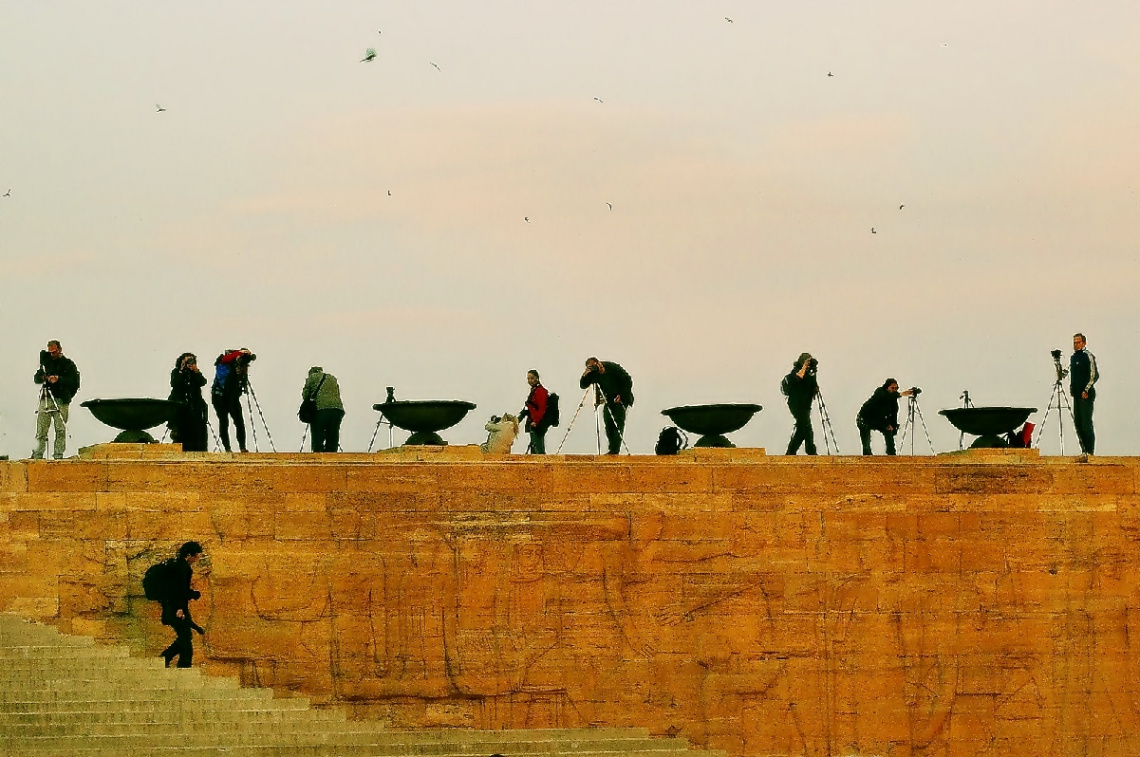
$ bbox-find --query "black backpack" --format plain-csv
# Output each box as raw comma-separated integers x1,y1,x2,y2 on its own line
655,426,687,455
544,393,560,428
142,558,177,603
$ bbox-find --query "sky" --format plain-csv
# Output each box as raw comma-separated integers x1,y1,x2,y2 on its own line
1,1,1138,456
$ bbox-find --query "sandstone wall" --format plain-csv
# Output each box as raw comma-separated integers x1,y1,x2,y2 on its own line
2,445,1139,756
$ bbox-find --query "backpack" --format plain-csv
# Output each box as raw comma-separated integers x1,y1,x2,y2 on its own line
211,361,232,399
655,426,687,456
544,393,560,428
142,558,177,603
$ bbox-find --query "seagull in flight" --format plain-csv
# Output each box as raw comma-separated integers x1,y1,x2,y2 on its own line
606,202,612,210
429,61,441,72
899,204,905,210
725,17,733,23
387,190,392,196
155,104,166,112
524,216,530,223
361,48,377,62
2,189,10,198
594,97,604,104
871,227,877,234
827,72,834,77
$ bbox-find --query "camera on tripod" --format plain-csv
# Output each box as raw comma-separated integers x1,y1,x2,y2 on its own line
909,386,922,396
1051,349,1068,381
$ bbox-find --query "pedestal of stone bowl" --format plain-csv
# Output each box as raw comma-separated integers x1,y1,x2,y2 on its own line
373,400,477,446
81,398,180,444
661,403,763,448
939,406,1037,448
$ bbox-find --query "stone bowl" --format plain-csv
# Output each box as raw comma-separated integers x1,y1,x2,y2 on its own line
373,400,477,446
939,406,1037,448
81,398,180,443
661,403,763,448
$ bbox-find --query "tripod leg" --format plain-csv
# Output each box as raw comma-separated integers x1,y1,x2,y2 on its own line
246,384,277,452
244,394,259,452
555,386,594,454
367,417,385,453
300,425,309,453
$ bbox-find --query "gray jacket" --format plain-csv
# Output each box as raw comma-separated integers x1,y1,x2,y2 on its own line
302,368,344,411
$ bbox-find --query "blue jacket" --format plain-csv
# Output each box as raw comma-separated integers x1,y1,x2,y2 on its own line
1070,349,1098,399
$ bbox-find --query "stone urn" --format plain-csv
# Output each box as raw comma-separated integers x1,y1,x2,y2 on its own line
373,400,477,445
81,398,180,443
661,403,763,448
939,406,1036,448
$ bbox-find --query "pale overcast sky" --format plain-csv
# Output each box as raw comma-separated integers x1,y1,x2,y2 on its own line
1,2,1137,456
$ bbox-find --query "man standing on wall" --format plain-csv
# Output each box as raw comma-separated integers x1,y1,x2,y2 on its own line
580,357,634,455
520,369,549,454
32,340,80,460
1070,333,1098,455
302,366,345,452
782,352,818,455
160,541,205,668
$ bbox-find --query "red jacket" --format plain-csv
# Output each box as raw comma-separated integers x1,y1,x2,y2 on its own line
525,384,549,427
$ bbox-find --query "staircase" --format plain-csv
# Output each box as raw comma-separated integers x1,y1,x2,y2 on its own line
0,613,723,757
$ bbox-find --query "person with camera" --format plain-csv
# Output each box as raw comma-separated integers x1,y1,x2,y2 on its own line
168,353,209,452
782,352,819,455
32,340,81,460
856,379,915,455
519,369,550,454
301,366,344,452
1070,333,1098,454
211,348,254,453
580,357,634,455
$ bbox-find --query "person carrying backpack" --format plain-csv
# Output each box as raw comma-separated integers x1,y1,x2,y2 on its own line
519,369,556,454
211,348,254,453
153,541,205,668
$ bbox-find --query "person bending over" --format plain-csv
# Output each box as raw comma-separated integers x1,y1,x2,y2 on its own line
856,378,915,455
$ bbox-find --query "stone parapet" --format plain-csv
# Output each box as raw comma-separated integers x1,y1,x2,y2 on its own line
2,448,1139,756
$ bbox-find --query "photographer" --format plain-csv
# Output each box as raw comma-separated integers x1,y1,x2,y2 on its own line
781,353,818,455
168,353,209,452
32,340,80,460
856,379,915,456
301,366,344,452
519,369,549,454
1070,333,1098,454
580,357,634,455
211,348,254,453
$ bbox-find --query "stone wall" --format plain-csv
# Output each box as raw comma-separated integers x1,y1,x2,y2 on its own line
2,444,1139,756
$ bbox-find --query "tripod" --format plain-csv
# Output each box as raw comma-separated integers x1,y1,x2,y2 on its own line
815,390,840,454
1034,354,1081,454
897,391,936,455
956,391,974,450
555,384,630,454
243,380,277,452
35,380,69,459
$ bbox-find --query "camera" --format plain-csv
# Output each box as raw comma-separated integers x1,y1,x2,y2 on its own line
910,386,922,395
1051,349,1062,360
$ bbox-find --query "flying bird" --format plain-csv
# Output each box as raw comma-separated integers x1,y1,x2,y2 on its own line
827,72,834,77
155,104,166,112
524,217,530,223
594,97,604,103
725,17,733,23
871,227,877,234
361,48,377,62
429,62,441,72
899,204,905,210
2,189,9,197
606,203,612,210
387,190,392,196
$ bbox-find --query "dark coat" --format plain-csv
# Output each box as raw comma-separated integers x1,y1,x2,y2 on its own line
858,386,901,432
580,362,634,407
1070,350,1098,399
160,558,200,626
169,368,209,451
782,371,818,415
34,352,81,404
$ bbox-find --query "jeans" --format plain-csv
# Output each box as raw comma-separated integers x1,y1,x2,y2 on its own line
161,615,194,668
602,403,626,454
528,427,547,454
212,395,247,452
1073,394,1095,454
33,396,69,459
786,409,816,455
311,408,344,452
858,419,896,455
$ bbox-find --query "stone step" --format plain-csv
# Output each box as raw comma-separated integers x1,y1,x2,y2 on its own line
0,685,275,704
0,706,346,727
0,645,131,659
1,717,379,737
2,656,168,672
0,674,244,693
0,695,311,715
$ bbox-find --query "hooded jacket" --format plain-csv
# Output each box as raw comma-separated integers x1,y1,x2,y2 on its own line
34,352,81,404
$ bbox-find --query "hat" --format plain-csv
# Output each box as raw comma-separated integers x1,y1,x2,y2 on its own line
309,366,323,375
795,352,813,366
